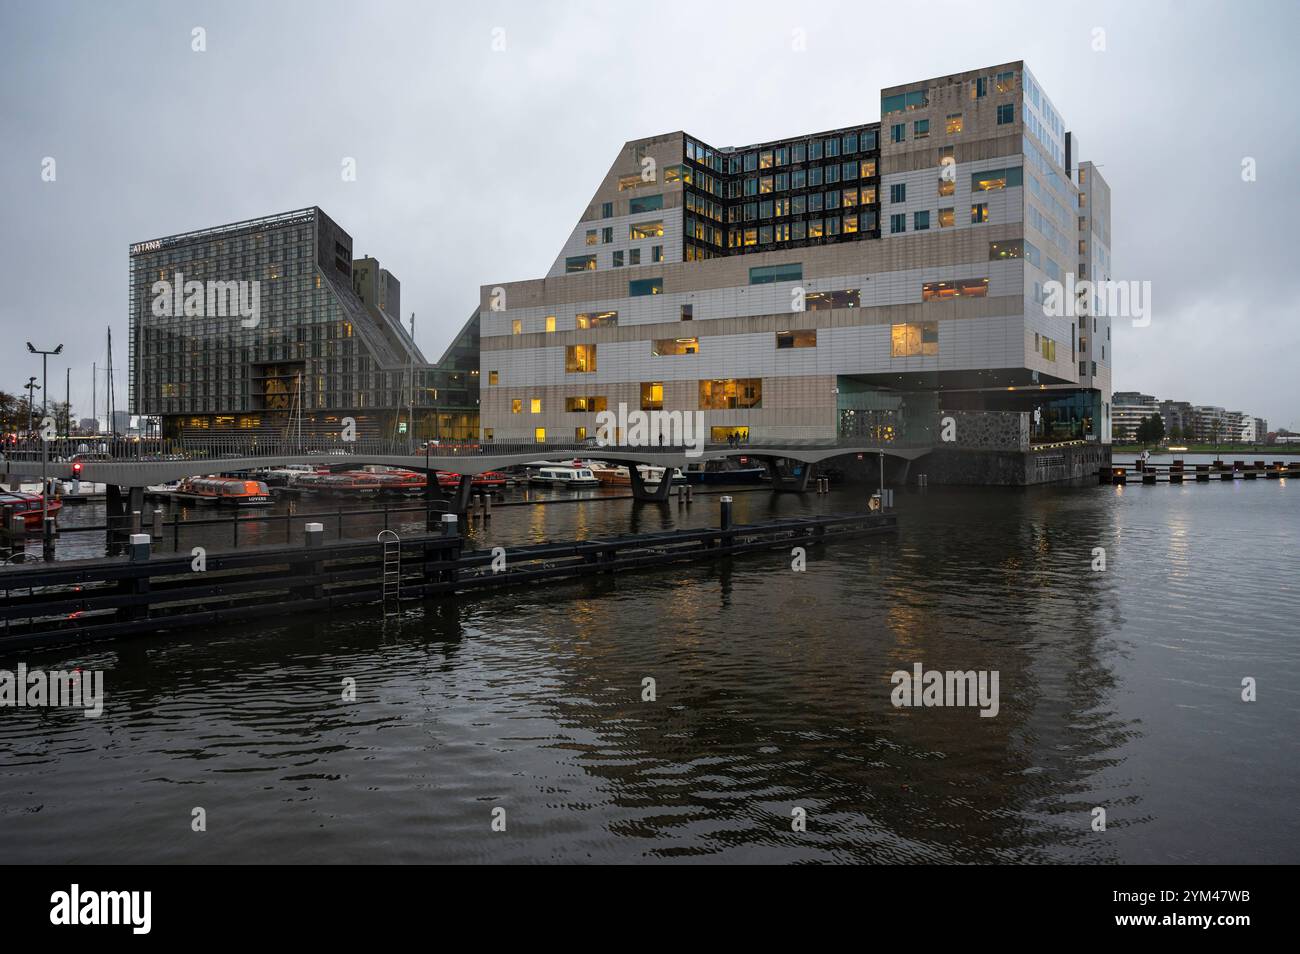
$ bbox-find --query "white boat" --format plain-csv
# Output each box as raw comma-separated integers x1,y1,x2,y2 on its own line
590,464,686,487
527,463,600,488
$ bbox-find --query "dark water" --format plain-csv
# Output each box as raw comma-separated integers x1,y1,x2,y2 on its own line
1,477,1297,863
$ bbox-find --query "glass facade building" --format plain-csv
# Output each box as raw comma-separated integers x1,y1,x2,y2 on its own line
128,207,479,440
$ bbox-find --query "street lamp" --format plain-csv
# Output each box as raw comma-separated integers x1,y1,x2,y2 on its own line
25,377,40,436
27,342,63,528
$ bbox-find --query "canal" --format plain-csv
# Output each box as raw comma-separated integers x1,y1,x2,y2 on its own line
0,476,1296,863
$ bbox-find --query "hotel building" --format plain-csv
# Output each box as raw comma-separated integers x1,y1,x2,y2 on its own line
128,208,479,441
479,61,1113,479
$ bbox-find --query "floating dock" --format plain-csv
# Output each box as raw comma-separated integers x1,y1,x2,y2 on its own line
1100,460,1294,485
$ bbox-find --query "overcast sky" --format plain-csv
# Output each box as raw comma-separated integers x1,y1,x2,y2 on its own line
1,0,1296,429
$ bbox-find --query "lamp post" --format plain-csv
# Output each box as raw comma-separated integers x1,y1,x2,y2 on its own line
24,377,40,437
27,341,64,527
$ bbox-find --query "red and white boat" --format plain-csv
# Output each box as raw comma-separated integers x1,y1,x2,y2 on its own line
174,477,273,506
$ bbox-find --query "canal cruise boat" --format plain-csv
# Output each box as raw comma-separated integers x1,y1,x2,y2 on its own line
174,478,274,506
527,462,601,488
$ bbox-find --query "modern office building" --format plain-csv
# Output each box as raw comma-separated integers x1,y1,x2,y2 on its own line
480,61,1112,481
128,207,479,441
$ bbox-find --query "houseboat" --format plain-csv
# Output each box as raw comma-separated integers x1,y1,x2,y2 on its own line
0,491,63,529
174,478,274,506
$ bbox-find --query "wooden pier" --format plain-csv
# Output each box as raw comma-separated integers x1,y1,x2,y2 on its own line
0,509,896,651
1099,459,1294,485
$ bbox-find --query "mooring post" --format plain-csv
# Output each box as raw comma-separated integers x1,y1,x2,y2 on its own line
720,495,733,530
43,516,56,559
131,510,141,534
152,508,163,539
304,522,323,548
482,493,491,520
441,512,459,537
686,484,694,504
129,532,150,562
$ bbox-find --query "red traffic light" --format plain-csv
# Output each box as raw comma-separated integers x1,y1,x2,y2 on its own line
72,462,82,475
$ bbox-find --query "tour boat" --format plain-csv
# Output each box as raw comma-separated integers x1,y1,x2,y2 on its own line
435,471,509,490
296,472,384,496
174,477,273,506
358,466,428,495
527,463,600,488
0,491,63,528
257,464,328,487
683,458,768,484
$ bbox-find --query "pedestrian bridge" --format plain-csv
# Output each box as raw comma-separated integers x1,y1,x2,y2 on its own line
2,437,928,488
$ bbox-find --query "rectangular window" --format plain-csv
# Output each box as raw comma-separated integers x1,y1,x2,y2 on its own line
914,210,930,231
971,202,989,223
971,167,1023,191
565,396,608,412
565,344,596,373
805,289,860,310
922,278,989,301
989,239,1024,260
891,123,905,143
890,213,906,234
652,245,663,263
628,194,664,214
652,336,699,356
530,398,542,414
575,311,617,328
995,70,1016,93
890,183,906,203
938,207,955,228
946,113,963,134
488,370,499,386
511,398,522,414
997,103,1014,125
749,263,803,284
860,159,877,178
913,119,929,138
602,227,613,243
776,329,817,349
891,321,939,357
545,315,556,332
629,277,663,296
601,202,613,218
699,378,762,410
680,304,693,320
534,427,546,443
565,255,596,273
629,248,640,265
938,177,954,197
612,250,624,267
511,318,523,335
640,381,664,411
575,426,587,441
585,229,598,246
973,77,987,98
630,220,664,240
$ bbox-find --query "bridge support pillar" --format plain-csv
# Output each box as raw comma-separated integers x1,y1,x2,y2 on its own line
128,486,145,515
627,463,673,502
760,456,814,493
450,473,476,515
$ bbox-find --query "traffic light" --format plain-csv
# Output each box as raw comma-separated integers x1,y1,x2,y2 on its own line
72,461,82,477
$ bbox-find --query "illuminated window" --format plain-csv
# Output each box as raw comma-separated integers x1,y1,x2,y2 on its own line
922,279,989,301
545,315,556,332
565,344,596,373
938,208,955,228
640,381,664,410
565,396,608,412
971,167,1022,191
629,278,663,296
946,113,963,134
575,311,617,328
652,336,699,356
664,165,684,183
989,240,1024,260
565,255,596,272
860,159,877,178
511,398,522,414
629,220,664,240
805,289,860,310
891,322,939,357
699,378,762,410
511,318,522,334
618,173,647,190
971,203,989,223
530,398,542,414
995,70,1016,93
534,427,546,442
585,230,598,246
488,371,499,386
938,177,955,197
776,330,817,349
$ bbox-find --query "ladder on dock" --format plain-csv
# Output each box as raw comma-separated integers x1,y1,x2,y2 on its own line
377,530,401,616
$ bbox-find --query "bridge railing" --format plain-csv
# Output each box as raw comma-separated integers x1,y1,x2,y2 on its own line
1,435,917,467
